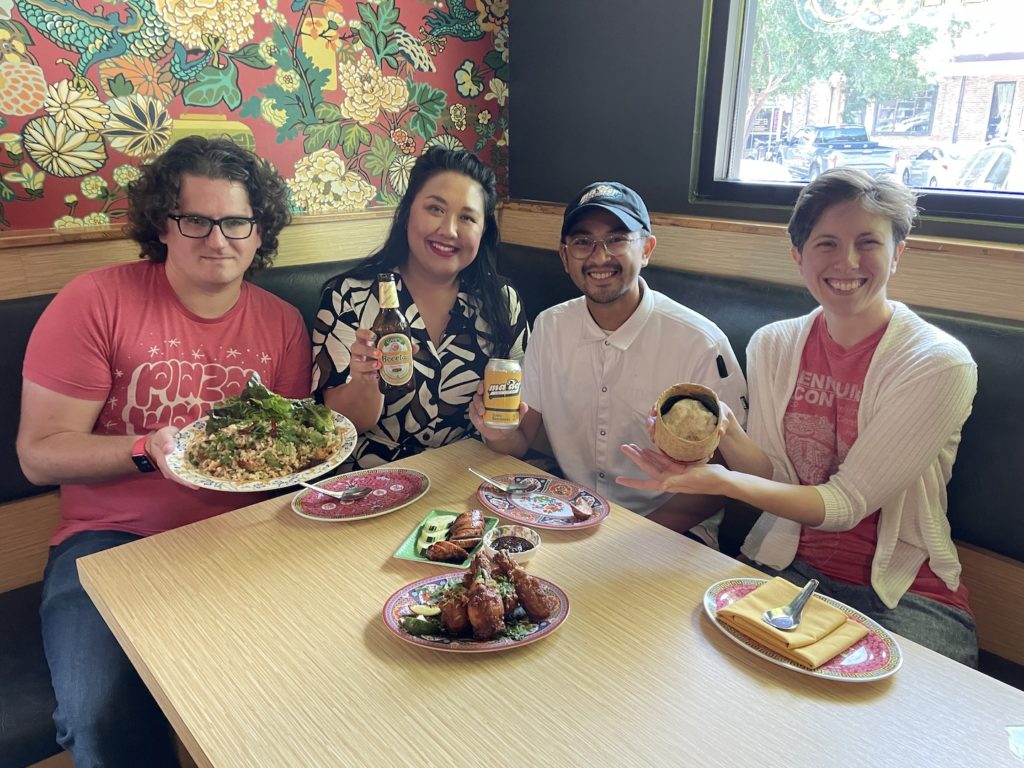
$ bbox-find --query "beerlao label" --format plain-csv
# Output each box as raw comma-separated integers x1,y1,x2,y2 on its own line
377,333,413,386
484,368,522,428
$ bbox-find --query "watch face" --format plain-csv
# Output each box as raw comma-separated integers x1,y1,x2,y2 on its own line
132,453,157,473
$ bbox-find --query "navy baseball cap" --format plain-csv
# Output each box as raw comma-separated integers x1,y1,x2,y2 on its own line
561,182,651,239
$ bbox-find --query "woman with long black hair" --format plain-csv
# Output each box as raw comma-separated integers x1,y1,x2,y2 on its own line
312,147,528,470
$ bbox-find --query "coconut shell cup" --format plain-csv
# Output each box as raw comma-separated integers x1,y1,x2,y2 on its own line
653,383,721,463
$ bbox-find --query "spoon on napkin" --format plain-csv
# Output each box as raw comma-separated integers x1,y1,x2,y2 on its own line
297,481,372,502
762,578,820,631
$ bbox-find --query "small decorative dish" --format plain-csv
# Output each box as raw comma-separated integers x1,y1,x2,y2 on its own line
483,524,541,564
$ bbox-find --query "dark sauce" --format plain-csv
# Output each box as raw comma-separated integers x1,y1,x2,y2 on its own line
491,535,533,553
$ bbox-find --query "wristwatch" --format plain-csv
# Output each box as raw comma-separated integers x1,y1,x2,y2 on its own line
131,434,157,473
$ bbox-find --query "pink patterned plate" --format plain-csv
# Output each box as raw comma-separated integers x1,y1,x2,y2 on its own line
475,474,610,530
703,578,902,682
291,468,429,522
383,572,569,652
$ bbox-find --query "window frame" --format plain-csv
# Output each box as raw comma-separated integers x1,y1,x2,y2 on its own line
693,0,1024,241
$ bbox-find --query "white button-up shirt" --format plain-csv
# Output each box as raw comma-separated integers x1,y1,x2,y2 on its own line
521,279,747,520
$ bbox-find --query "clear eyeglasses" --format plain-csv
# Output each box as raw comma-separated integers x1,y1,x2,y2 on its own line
564,233,645,259
167,214,257,240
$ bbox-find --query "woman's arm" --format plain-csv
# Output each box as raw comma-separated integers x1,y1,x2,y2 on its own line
618,444,827,526
321,327,385,434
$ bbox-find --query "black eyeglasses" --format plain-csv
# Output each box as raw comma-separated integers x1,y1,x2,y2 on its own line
563,233,646,259
167,214,257,240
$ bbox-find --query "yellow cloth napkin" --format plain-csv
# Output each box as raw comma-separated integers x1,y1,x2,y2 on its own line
718,577,869,669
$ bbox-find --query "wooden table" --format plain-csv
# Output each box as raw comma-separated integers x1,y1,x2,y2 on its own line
79,439,1024,767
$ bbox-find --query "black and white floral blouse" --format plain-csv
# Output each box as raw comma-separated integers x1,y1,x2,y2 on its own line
312,273,529,471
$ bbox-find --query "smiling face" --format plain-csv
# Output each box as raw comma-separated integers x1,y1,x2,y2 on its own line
159,174,261,305
559,209,655,327
404,171,486,284
793,198,904,341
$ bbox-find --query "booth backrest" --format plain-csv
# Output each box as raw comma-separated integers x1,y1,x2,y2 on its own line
497,243,1024,564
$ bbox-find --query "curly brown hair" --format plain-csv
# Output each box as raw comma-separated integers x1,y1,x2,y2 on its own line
123,136,292,270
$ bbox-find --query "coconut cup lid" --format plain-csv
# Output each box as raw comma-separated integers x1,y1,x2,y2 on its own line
654,383,721,462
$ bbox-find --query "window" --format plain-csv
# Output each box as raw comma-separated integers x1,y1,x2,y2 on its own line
696,0,1024,231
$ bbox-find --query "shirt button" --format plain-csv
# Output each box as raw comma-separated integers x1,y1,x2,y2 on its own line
604,341,610,346
601,387,608,393
600,430,606,436
599,472,606,479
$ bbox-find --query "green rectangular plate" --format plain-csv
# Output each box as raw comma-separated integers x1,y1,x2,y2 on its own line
393,509,498,569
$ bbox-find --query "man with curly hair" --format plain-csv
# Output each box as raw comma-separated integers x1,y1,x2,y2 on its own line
17,136,310,766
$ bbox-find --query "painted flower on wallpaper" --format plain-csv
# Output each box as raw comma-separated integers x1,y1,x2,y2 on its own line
98,56,176,104
22,117,107,177
454,60,482,98
83,211,110,226
0,61,46,115
53,215,85,229
423,134,466,152
474,0,508,32
390,127,417,154
80,175,108,199
291,149,375,213
338,54,409,126
3,163,44,191
260,98,288,128
104,94,173,157
112,164,142,187
0,26,28,61
493,26,508,63
44,81,110,132
449,103,467,131
154,0,259,52
484,78,507,107
0,132,22,151
477,109,491,125
387,153,415,195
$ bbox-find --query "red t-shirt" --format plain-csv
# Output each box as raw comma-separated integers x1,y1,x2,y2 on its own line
786,314,970,613
23,261,313,545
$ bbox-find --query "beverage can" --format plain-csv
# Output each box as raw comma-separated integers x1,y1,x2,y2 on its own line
483,358,522,430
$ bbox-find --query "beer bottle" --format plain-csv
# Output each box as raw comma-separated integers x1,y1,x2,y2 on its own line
371,273,415,395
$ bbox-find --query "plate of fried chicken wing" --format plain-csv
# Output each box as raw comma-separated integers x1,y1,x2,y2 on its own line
383,550,569,652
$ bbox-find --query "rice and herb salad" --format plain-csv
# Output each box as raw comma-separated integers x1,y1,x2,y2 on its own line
186,378,344,482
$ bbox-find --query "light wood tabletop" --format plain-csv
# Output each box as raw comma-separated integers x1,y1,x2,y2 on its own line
79,439,1024,768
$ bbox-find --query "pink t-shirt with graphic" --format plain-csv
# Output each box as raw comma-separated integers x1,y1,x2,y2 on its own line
23,261,312,545
786,314,970,613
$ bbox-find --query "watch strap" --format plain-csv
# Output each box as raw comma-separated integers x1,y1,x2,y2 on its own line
132,434,157,473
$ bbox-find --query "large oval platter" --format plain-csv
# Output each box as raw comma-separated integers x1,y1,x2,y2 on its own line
166,412,357,492
383,572,569,652
703,578,902,682
475,474,609,530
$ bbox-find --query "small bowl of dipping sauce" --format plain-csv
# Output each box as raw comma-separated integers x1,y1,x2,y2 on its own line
483,524,541,564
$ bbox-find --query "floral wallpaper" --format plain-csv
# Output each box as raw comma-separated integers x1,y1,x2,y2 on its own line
0,0,509,230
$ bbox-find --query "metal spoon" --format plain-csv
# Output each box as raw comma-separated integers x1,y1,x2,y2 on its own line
467,467,534,494
297,481,372,502
762,579,820,631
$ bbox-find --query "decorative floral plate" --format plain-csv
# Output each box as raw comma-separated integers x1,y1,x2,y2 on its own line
383,571,569,652
292,468,430,522
703,578,903,682
392,509,498,567
166,413,357,492
475,474,610,530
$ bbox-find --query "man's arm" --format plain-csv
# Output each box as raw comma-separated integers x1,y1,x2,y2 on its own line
17,380,183,486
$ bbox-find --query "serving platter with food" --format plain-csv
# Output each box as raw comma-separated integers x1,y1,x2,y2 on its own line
383,550,569,652
165,378,357,492
291,468,430,522
475,474,610,529
393,509,499,568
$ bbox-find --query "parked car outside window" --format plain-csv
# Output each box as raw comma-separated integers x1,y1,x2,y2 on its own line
954,142,1024,193
904,143,981,189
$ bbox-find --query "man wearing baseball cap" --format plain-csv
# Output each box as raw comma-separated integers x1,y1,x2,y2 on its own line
470,181,747,545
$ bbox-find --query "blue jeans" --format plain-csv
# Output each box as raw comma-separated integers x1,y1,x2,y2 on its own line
40,530,179,768
756,559,978,668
